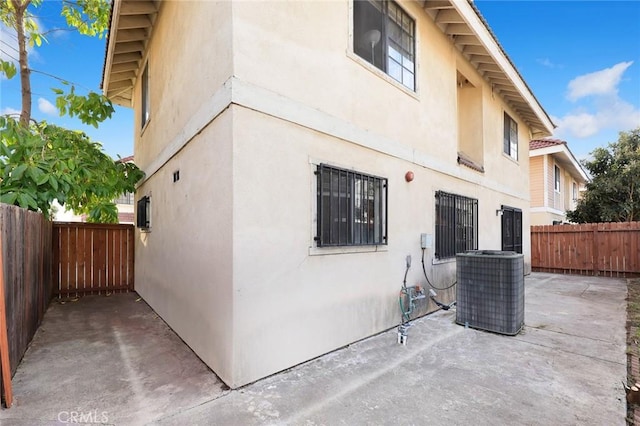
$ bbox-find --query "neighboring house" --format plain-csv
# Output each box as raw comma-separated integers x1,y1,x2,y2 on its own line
101,0,553,388
53,155,136,224
112,191,135,224
529,139,589,225
112,155,136,224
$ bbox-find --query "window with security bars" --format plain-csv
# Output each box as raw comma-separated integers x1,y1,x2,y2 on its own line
435,191,478,259
316,164,387,247
353,0,415,90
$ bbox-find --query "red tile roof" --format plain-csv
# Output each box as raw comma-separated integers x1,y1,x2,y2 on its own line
530,139,566,150
117,155,134,163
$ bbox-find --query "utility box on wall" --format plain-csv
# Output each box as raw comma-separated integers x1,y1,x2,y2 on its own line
455,250,524,335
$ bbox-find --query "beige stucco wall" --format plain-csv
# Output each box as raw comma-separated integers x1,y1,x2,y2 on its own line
225,0,533,385
231,0,533,184
134,109,236,385
129,0,541,387
457,71,484,165
531,211,565,226
230,104,529,385
132,0,236,385
134,0,233,172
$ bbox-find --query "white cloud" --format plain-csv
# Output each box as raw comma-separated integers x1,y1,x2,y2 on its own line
553,61,640,140
37,97,57,115
567,61,633,101
537,58,562,69
553,98,640,140
0,24,18,65
595,96,640,129
0,18,44,72
552,113,599,139
1,107,21,116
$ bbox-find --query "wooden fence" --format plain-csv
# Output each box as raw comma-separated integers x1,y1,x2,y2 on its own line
531,222,640,277
0,204,52,378
52,223,135,297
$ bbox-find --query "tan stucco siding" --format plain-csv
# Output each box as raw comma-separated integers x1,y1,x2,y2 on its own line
456,69,484,165
134,109,236,385
129,0,540,388
134,0,233,172
230,105,531,386
231,0,529,197
530,211,565,226
530,156,544,207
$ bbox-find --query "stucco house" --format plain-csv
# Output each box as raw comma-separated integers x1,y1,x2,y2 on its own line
529,139,589,225
101,0,553,388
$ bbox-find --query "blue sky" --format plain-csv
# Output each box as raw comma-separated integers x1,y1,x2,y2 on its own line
1,1,640,161
0,0,133,159
475,0,640,160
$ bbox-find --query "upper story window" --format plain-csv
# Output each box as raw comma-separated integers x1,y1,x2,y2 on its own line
503,112,518,160
353,0,415,91
115,192,134,205
572,182,578,200
554,165,561,192
435,191,478,259
141,62,150,129
316,164,387,247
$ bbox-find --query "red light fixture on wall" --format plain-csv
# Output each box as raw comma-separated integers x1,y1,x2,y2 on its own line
405,171,414,182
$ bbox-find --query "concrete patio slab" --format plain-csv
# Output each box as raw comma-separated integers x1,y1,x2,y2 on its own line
0,293,227,425
0,273,627,425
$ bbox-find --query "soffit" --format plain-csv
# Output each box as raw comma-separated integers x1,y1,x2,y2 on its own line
422,0,555,137
101,0,159,107
101,0,555,135
532,145,589,183
550,151,589,184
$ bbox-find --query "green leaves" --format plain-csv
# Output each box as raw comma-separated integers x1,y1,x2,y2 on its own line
11,164,27,180
0,59,17,79
0,193,18,205
61,0,110,39
54,87,115,127
567,127,640,223
0,116,145,222
0,0,137,223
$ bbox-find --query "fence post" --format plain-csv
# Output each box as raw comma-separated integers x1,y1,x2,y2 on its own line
593,226,599,276
0,230,13,408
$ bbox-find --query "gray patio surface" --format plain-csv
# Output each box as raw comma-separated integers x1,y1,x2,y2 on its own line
0,272,627,425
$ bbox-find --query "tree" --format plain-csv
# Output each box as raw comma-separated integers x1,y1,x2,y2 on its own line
0,0,142,222
567,128,640,223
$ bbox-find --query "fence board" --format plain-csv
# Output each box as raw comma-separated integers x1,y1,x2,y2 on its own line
531,222,640,277
52,223,134,296
0,204,52,380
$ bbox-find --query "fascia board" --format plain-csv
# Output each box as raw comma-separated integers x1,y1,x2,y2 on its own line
451,0,554,134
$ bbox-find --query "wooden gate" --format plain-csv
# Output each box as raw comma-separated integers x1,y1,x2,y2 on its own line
52,223,135,297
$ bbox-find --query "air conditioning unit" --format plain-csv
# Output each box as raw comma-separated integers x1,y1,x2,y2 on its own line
456,250,524,335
